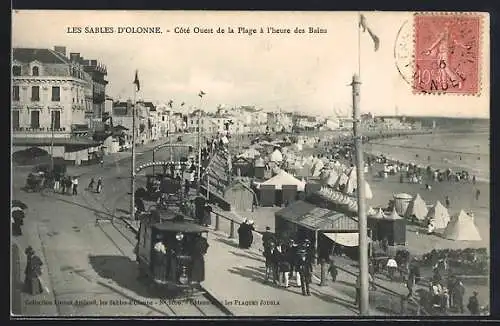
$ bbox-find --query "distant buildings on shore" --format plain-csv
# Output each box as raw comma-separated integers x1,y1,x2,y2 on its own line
11,44,423,165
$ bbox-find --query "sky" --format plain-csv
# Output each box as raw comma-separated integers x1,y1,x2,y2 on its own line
12,10,490,118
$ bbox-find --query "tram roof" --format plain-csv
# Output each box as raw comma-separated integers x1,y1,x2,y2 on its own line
153,220,208,233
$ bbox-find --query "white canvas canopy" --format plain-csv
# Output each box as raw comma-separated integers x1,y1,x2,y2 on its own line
324,232,372,247
269,149,283,163
405,193,428,221
443,210,482,241
311,160,324,176
427,201,450,229
238,148,261,159
254,157,265,167
258,170,306,191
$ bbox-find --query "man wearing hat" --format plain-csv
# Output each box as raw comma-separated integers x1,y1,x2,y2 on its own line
467,291,480,315
262,226,275,252
23,247,45,295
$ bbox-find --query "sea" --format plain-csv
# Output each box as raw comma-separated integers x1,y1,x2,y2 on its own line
364,120,490,182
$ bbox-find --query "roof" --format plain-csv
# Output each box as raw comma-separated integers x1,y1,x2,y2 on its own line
153,220,208,233
113,125,129,131
13,137,101,146
275,200,359,232
13,48,69,64
143,101,156,111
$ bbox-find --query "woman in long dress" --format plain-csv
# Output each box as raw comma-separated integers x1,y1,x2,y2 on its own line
23,247,44,295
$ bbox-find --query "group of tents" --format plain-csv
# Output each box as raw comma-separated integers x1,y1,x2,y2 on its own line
399,193,482,241
319,163,373,199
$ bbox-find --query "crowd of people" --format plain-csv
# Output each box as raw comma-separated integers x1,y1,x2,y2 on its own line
260,229,314,296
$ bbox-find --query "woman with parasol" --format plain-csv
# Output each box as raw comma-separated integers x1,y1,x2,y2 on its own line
11,200,27,236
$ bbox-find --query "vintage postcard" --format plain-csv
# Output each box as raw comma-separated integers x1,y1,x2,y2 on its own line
11,10,490,317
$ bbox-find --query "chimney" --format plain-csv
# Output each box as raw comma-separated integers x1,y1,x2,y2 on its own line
54,46,67,57
69,52,80,62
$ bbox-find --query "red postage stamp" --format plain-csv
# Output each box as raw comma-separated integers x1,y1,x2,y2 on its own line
413,13,481,95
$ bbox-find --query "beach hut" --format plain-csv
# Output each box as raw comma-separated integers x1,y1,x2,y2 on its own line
254,157,265,179
405,193,428,222
443,210,482,241
259,184,276,207
426,201,450,229
393,193,413,216
232,156,253,177
282,185,298,206
305,182,322,196
224,179,258,212
368,207,406,246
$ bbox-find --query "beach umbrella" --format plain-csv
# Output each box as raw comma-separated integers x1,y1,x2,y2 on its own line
12,200,28,210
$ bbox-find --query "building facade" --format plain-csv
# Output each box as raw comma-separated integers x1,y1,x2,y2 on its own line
12,46,101,163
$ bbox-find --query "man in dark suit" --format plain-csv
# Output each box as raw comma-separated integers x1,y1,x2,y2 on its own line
296,240,313,296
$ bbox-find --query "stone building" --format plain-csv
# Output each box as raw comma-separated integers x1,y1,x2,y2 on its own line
12,46,101,165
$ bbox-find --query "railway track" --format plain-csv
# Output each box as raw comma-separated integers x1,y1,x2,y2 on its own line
95,218,232,317
36,188,231,317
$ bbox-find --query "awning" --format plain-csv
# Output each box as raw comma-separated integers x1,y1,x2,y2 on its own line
323,232,372,247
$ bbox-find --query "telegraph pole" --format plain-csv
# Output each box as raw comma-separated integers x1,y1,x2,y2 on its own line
50,112,55,171
131,94,137,221
351,74,369,315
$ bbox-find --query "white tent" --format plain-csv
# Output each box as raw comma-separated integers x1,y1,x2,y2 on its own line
311,160,325,176
238,148,261,159
269,149,283,163
443,210,482,241
405,193,428,221
370,208,385,218
325,170,339,187
258,170,306,191
344,178,373,200
292,143,303,151
335,173,349,188
427,201,451,229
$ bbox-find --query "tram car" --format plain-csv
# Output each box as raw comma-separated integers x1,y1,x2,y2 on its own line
135,211,209,291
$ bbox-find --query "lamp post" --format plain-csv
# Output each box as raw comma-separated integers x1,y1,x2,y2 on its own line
197,91,205,195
